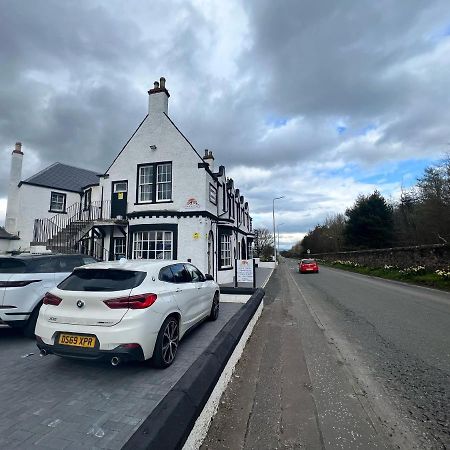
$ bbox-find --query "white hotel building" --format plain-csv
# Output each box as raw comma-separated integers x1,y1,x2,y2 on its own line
3,78,254,284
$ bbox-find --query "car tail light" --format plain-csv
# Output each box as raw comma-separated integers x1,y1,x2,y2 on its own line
0,280,42,288
103,293,157,310
42,292,62,306
120,343,141,349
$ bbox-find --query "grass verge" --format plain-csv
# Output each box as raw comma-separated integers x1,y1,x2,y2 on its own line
320,261,450,292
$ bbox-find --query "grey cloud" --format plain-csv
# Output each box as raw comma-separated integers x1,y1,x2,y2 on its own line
1,0,449,245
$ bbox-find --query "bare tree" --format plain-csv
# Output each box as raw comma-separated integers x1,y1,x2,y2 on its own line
254,228,274,261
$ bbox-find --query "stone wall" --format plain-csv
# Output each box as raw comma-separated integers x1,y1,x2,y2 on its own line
311,244,450,270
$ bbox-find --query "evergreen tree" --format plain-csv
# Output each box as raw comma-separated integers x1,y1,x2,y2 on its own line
344,191,394,249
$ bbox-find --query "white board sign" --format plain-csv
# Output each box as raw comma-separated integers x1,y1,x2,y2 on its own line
237,259,254,283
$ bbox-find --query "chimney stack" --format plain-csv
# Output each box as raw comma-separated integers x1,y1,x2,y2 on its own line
5,142,24,236
203,149,215,172
148,77,170,116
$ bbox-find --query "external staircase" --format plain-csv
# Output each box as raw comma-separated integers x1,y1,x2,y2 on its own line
32,201,113,260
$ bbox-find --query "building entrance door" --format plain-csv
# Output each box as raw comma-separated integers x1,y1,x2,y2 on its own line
111,181,128,219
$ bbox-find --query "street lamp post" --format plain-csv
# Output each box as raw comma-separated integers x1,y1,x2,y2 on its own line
277,222,285,257
272,196,284,263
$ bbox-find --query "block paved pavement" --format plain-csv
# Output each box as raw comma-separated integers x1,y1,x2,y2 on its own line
0,302,241,450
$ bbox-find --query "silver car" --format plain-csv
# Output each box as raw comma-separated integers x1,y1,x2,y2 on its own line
0,254,97,336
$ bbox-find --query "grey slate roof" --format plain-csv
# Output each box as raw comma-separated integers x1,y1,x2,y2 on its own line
0,226,19,240
22,163,100,193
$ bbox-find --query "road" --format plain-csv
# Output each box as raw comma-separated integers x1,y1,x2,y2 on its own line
203,259,450,449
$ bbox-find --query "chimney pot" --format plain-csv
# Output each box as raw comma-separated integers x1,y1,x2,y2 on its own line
13,142,23,154
160,77,166,88
154,81,159,89
204,149,209,157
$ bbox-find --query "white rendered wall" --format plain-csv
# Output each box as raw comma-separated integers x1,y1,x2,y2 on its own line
0,240,16,254
103,113,207,215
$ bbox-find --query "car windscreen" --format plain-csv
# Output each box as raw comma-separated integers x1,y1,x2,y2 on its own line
302,259,316,264
0,258,28,273
57,269,146,292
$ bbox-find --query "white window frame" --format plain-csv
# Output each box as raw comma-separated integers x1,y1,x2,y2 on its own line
137,163,172,203
138,165,154,203
113,182,128,193
156,163,172,202
220,234,232,268
132,231,173,260
50,192,66,213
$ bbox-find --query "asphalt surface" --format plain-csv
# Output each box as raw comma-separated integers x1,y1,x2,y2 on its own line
203,259,450,449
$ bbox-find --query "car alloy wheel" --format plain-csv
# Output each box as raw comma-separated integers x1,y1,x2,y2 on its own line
209,292,219,321
162,318,178,364
153,316,180,369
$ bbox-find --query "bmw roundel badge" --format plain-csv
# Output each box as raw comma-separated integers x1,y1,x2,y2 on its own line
76,300,85,308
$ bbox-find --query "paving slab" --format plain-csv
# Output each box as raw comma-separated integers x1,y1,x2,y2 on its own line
0,303,242,449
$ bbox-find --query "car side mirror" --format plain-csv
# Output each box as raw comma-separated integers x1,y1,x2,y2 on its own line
205,274,214,281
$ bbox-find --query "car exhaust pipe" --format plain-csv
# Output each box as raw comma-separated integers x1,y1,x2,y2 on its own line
40,349,48,357
111,356,120,367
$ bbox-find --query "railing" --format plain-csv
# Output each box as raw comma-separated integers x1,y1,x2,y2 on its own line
32,200,116,261
33,200,113,244
92,241,110,261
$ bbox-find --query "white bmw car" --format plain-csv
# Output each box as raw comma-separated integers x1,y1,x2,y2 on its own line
35,260,220,368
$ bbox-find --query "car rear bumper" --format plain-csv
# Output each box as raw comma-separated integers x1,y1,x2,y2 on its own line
35,335,145,362
0,308,31,325
35,314,160,360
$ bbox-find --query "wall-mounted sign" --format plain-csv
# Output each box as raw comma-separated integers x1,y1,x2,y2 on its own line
185,197,200,209
209,184,217,205
237,259,254,283
193,232,201,240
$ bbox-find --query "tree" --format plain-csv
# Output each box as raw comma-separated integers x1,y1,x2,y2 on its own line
414,158,450,243
254,228,274,261
344,191,394,249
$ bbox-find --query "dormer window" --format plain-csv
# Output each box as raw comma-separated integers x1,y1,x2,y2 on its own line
137,162,172,203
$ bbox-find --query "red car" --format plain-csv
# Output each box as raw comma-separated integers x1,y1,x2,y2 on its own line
299,259,319,273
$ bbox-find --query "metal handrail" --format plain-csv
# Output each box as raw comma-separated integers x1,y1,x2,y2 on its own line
32,200,114,260
33,201,112,243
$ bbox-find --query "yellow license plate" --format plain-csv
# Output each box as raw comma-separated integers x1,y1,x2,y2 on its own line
58,334,96,348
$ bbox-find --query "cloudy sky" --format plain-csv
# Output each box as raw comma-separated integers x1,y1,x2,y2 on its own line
1,0,449,248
